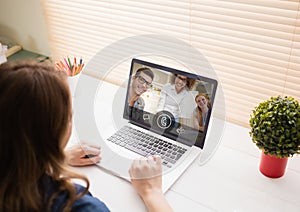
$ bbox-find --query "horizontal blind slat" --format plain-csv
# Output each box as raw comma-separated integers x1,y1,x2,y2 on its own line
43,0,300,128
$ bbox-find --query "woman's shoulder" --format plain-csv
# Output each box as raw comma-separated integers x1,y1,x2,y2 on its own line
42,175,110,212
71,184,110,212
49,182,110,212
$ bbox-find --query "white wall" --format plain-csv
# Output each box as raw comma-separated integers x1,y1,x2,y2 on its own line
0,0,50,56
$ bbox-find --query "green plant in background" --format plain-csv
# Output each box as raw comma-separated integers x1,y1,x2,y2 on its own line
249,96,300,158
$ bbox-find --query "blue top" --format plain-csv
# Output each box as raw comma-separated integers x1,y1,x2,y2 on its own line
43,176,110,212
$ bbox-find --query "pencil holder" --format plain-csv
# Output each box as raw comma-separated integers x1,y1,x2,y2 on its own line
55,56,84,97
67,72,81,97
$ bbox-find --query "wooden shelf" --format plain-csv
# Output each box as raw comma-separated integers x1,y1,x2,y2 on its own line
7,49,51,63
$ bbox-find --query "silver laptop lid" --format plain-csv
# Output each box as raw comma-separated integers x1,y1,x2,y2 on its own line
123,59,218,149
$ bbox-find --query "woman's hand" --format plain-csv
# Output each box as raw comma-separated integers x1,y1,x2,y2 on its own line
129,156,173,212
65,143,101,166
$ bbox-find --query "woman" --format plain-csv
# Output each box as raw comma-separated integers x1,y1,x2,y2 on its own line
192,93,211,132
0,61,172,212
157,73,195,123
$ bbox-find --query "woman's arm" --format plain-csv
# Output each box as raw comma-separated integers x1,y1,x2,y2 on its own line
65,143,101,166
129,156,173,212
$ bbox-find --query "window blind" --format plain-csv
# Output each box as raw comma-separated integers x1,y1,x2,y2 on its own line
43,0,300,127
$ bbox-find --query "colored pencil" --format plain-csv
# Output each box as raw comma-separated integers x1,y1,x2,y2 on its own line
56,56,84,76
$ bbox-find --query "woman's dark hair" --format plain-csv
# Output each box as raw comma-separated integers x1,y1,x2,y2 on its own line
0,61,89,211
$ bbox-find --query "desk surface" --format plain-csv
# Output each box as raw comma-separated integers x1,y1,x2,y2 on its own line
69,74,300,212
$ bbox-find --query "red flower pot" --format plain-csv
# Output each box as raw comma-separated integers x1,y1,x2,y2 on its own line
259,152,288,178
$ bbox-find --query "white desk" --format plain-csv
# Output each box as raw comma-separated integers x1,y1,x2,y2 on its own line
69,74,300,212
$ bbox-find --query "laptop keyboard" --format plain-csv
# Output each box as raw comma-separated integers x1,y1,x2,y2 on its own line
107,126,188,168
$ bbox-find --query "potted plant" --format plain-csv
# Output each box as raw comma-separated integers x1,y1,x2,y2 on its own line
249,96,300,178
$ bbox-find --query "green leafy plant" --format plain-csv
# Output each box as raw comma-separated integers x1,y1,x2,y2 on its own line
249,96,300,158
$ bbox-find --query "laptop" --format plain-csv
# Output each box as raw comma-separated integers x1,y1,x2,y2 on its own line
95,58,218,193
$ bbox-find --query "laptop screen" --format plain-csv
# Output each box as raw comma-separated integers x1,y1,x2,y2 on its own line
123,59,218,149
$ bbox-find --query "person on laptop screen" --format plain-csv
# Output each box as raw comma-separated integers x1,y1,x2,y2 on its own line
126,67,154,121
157,73,196,125
192,93,211,132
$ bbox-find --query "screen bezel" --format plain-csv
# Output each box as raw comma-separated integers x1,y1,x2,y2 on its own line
123,58,218,149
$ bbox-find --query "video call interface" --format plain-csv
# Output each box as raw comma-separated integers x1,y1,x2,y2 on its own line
124,59,217,148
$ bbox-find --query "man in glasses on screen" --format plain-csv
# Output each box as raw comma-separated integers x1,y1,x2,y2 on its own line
126,67,154,121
